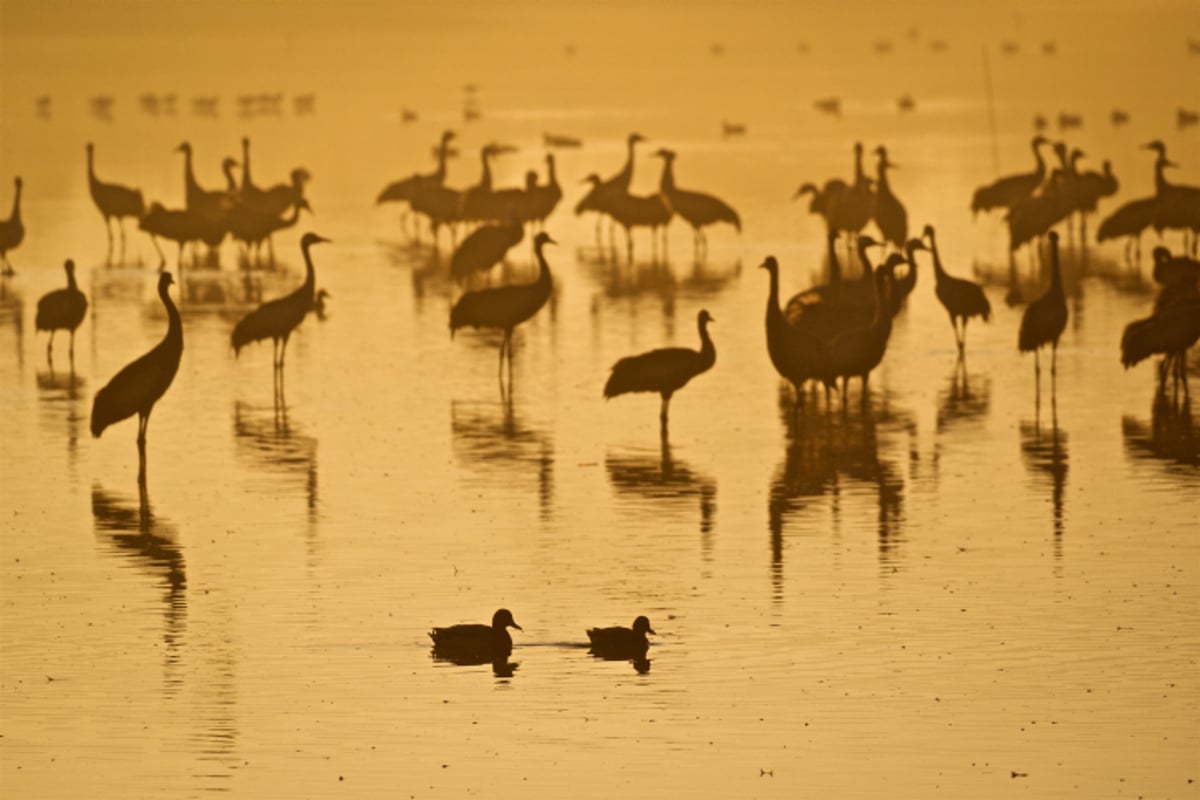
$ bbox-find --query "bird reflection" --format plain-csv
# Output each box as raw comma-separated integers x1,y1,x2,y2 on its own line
232,400,320,519
1019,411,1070,551
936,360,991,432
0,279,23,367
37,369,86,467
769,387,905,593
1121,390,1197,466
92,483,186,695
450,395,554,521
605,439,716,544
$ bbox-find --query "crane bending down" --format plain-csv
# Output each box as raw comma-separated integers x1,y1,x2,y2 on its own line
603,308,716,437
35,259,89,368
231,232,329,373
450,231,556,383
90,270,183,482
1018,230,1068,396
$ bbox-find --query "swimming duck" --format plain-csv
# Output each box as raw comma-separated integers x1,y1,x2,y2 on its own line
429,608,521,662
586,615,656,659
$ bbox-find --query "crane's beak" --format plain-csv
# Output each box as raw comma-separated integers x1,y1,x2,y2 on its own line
1165,159,1180,168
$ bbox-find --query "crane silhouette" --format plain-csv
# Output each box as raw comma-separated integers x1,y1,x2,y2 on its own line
228,197,310,267
35,259,88,369
138,202,225,270
1074,157,1118,244
1097,196,1159,263
1018,230,1068,396
603,308,716,437
761,255,832,416
231,232,329,374
377,130,455,238
784,234,884,329
653,148,740,260
450,231,555,383
90,271,183,484
578,133,646,247
926,224,991,355
971,135,1049,214
86,143,145,262
1121,296,1200,400
871,146,907,248
888,237,928,314
826,257,902,406
0,176,24,275
527,153,562,231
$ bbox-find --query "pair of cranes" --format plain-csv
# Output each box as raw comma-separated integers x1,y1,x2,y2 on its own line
794,142,909,254
1098,141,1200,260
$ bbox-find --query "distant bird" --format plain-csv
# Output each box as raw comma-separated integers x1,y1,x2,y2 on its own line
814,97,841,118
926,225,990,354
603,308,716,435
90,271,183,474
653,148,740,260
872,146,908,248
1018,230,1068,390
35,259,88,367
86,143,145,261
721,121,747,137
1111,109,1130,127
897,94,916,113
450,231,555,379
231,232,329,371
762,255,832,413
0,176,24,275
971,135,1049,215
587,616,656,659
1178,108,1199,131
429,608,521,660
450,220,524,281
543,132,582,149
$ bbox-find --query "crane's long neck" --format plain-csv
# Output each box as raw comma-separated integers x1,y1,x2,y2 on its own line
660,157,676,194
160,281,183,353
546,155,558,188
929,234,948,280
66,267,78,291
1048,242,1064,299
480,149,493,190
827,234,842,287
435,140,450,182
856,242,875,282
87,149,97,190
1153,154,1172,195
223,162,238,192
241,139,252,190
11,182,21,222
697,317,715,366
765,264,782,321
876,161,891,193
301,242,318,301
853,148,866,187
1032,140,1046,180
617,139,637,189
534,242,553,291
183,148,198,194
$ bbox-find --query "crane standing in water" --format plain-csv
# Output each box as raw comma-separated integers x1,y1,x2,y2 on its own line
450,231,556,386
1018,231,1068,398
86,143,145,262
35,259,89,370
653,149,740,260
926,225,991,356
90,271,183,483
603,309,716,439
0,176,24,276
231,232,329,377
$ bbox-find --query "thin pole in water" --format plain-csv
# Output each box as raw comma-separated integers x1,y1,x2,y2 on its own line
982,47,1000,176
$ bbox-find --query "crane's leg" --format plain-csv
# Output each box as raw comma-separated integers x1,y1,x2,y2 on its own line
46,330,55,369
136,412,150,486
960,319,970,355
68,330,76,371
498,334,508,384
861,373,870,407
268,235,276,265
150,236,165,269
119,218,128,262
279,334,290,370
626,228,633,265
1034,349,1041,399
272,337,280,370
659,395,670,439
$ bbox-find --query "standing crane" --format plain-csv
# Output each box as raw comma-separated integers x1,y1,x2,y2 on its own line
450,231,556,385
35,259,88,370
652,148,740,260
0,177,24,276
603,308,716,438
971,135,1050,214
871,146,908,249
1018,230,1068,397
86,143,145,262
926,224,991,356
90,270,183,483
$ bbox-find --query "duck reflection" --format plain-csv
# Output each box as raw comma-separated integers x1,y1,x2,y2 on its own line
936,360,991,433
232,400,319,519
92,482,186,694
769,388,906,591
1121,389,1197,466
605,439,716,544
1019,411,1070,550
431,652,520,678
450,395,554,521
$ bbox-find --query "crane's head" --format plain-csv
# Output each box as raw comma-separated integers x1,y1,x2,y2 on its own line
793,182,818,200
525,170,538,189
241,136,250,148
14,176,22,191
857,234,883,250
492,609,521,630
64,259,76,277
1070,148,1085,163
441,129,456,143
1047,230,1059,245
854,141,863,154
922,223,936,240
697,309,714,326
534,232,556,248
85,142,94,154
1142,140,1166,155
580,173,602,187
883,253,907,273
1152,246,1170,264
222,157,239,171
158,271,174,289
905,237,928,254
629,132,646,146
652,148,675,160
1053,140,1067,159
1032,135,1050,147
291,168,312,185
301,232,331,249
632,616,656,636
758,255,779,273
174,141,191,154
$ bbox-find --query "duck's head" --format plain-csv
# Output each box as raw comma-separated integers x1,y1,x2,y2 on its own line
632,616,656,636
492,608,521,630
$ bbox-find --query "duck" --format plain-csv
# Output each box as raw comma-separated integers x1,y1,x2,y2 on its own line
587,616,656,659
429,608,522,661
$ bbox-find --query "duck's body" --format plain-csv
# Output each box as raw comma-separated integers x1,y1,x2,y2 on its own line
430,608,521,661
36,259,88,366
587,616,655,659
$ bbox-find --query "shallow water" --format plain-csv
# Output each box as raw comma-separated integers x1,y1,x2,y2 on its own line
2,3,1199,798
